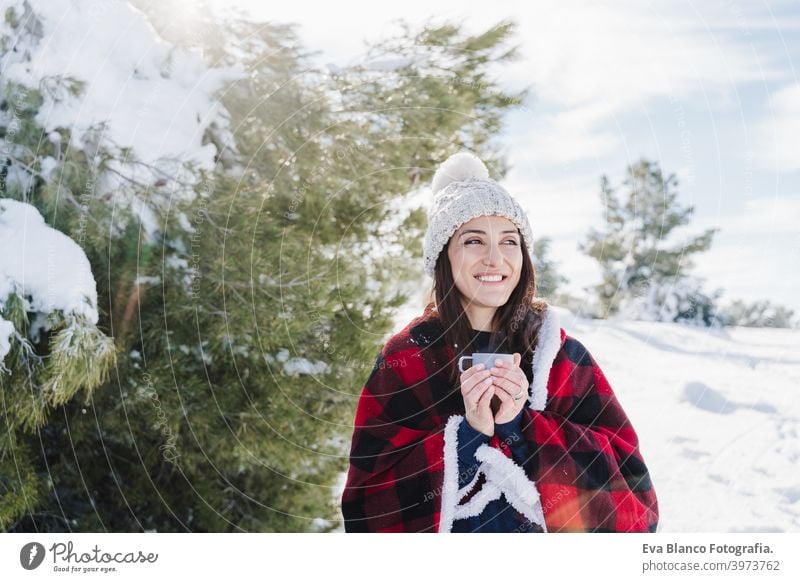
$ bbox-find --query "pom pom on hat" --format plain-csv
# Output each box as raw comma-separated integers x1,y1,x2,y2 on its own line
422,151,536,278
431,151,489,194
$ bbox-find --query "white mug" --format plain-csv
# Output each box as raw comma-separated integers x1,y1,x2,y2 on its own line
458,352,514,373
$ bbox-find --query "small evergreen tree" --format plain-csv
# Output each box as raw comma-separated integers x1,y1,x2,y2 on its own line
581,159,717,320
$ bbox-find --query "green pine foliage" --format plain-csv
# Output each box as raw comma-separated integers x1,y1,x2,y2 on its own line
2,8,527,531
1,65,118,529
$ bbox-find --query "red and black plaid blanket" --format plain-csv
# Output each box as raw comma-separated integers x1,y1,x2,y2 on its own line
341,305,659,532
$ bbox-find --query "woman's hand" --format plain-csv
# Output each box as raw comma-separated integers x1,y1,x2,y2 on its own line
490,353,528,424
459,363,496,437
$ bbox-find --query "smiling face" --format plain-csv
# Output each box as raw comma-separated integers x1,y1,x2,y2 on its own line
446,215,523,330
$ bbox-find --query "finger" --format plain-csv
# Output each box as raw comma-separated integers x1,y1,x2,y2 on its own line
461,371,490,397
465,375,494,408
462,370,492,398
491,375,521,397
476,386,495,409
496,370,527,391
490,358,521,378
494,386,513,406
460,370,488,389
495,386,524,415
462,367,489,388
460,362,485,381
493,356,519,367
489,365,524,385
491,358,511,373
494,397,521,425
489,365,512,381
493,388,517,419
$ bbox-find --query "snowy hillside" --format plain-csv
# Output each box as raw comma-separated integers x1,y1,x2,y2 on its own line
557,308,800,532
334,304,800,533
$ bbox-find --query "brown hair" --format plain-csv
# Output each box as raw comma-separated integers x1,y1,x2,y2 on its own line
424,229,548,386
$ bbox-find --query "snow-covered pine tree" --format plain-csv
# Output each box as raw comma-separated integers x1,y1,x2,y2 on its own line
580,159,718,322
0,198,116,529
1,0,237,530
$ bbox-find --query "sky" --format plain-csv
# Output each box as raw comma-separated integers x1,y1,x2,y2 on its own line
203,0,800,313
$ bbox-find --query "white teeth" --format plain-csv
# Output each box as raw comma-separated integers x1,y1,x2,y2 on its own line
475,275,503,282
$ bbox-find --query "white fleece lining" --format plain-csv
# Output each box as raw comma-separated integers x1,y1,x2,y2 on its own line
528,307,561,411
440,414,465,533
438,307,560,533
458,466,482,500
440,415,495,531
452,479,502,520
475,444,548,532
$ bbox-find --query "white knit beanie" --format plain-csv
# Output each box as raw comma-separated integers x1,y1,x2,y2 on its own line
422,152,535,278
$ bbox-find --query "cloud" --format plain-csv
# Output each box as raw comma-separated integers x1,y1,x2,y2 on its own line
507,104,622,165
504,170,601,238
699,195,800,235
209,0,790,169
695,238,799,309
753,84,800,172
502,170,605,297
514,3,779,101
498,0,788,164
691,196,800,309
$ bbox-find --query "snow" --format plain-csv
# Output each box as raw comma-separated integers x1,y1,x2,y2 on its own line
0,0,243,236
266,348,330,377
1,0,238,168
0,199,98,321
133,275,160,286
0,199,99,366
0,317,13,363
282,356,329,377
554,306,800,532
310,517,331,531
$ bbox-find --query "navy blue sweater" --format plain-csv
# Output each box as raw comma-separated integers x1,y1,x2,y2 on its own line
450,329,539,533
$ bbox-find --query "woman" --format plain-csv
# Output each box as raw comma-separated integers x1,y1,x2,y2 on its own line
341,152,659,533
